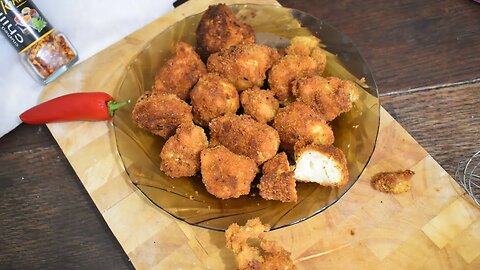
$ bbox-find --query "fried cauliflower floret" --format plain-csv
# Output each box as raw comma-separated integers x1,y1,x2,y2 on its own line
293,76,359,121
132,92,193,139
226,218,271,253
226,218,296,270
240,87,279,123
159,123,208,178
260,239,297,270
371,170,415,194
258,152,297,203
196,4,255,59
190,73,240,126
207,44,281,91
285,35,327,74
200,146,258,199
293,143,349,187
268,54,321,102
310,47,327,74
209,114,280,165
153,42,207,101
272,102,334,153
285,35,320,56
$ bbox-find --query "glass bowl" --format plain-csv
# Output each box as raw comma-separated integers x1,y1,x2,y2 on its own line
112,4,380,231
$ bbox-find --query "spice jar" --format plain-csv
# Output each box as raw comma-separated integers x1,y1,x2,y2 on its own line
0,0,78,84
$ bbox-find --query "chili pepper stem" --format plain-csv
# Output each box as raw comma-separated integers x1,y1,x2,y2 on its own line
107,100,131,117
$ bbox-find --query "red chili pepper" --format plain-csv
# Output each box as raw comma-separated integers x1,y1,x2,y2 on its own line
20,92,130,124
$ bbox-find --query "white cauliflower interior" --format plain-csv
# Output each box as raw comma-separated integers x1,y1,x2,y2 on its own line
294,150,343,185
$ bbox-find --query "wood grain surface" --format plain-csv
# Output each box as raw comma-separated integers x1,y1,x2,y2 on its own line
1,0,479,269
279,0,480,94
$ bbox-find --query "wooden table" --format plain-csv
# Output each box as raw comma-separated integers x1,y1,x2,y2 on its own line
1,0,479,269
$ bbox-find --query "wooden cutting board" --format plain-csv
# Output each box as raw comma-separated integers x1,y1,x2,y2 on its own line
40,0,480,269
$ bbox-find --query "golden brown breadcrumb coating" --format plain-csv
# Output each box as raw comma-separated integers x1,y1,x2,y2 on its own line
293,76,359,121
132,92,193,139
285,35,327,74
293,143,349,187
272,102,334,153
268,54,320,102
159,123,208,178
258,152,297,203
190,73,240,126
196,4,255,59
371,170,415,194
209,114,280,165
226,218,296,270
207,43,281,91
240,87,279,123
260,239,297,270
268,35,327,102
200,146,258,199
284,35,320,56
153,42,206,101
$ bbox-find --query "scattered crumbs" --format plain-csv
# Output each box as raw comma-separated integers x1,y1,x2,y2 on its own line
352,125,359,129
380,200,383,203
435,187,441,192
250,193,256,197
359,77,366,83
189,195,194,200
154,241,156,244
350,229,355,236
195,190,199,195
208,205,211,209
172,186,175,189
256,203,260,206
347,144,350,148
21,177,24,180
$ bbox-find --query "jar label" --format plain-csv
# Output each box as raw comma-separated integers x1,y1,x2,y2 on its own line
0,0,54,53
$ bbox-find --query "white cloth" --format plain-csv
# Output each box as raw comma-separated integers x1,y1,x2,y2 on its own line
0,0,175,138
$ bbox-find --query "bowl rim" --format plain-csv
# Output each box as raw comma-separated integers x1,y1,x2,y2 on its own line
112,3,381,232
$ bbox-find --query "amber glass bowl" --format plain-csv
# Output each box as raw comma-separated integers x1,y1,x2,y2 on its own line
113,4,380,231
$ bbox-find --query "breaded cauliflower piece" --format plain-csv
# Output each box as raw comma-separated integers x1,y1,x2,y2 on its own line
293,76,359,121
190,73,240,126
200,146,258,199
258,152,297,203
285,35,321,56
209,114,280,165
226,218,296,270
132,92,193,139
371,170,415,194
268,35,327,102
272,102,334,153
240,87,279,123
268,54,320,102
293,143,349,187
159,123,208,178
207,43,281,91
285,35,326,74
260,239,297,270
153,42,207,101
196,4,255,59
